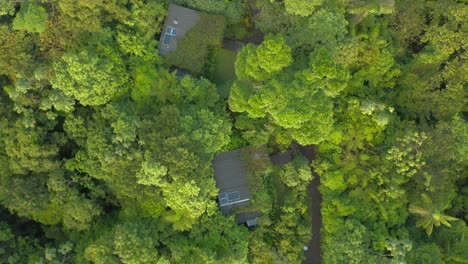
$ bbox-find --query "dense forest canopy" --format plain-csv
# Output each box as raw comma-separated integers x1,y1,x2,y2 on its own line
0,0,466,263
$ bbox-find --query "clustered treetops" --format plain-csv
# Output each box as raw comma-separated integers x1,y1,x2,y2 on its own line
0,0,466,263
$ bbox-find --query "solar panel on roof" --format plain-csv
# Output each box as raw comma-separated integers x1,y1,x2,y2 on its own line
218,193,228,206
218,191,242,206
227,191,240,201
220,197,228,205
166,27,176,36
163,34,172,46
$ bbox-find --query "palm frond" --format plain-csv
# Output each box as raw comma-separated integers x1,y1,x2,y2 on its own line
425,223,434,236
421,193,433,208
409,205,430,216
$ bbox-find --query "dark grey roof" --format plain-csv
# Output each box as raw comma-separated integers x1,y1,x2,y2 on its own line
158,4,200,56
212,149,252,216
236,212,262,225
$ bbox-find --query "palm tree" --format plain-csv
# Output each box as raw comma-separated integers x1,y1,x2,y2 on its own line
409,194,458,236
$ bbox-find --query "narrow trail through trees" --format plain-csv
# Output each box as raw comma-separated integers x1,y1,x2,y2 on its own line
299,145,322,264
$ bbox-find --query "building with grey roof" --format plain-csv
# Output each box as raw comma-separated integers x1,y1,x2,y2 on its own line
158,4,200,56
212,149,260,226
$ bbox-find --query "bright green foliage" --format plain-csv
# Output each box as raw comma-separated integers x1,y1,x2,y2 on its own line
334,99,390,152
323,219,380,263
136,160,167,186
422,1,467,57
0,1,15,16
229,73,335,145
248,157,311,264
409,194,458,236
337,32,400,98
180,107,231,157
232,114,271,147
306,9,348,49
284,0,322,17
173,76,220,106
0,0,466,262
57,0,130,33
393,47,466,122
270,191,312,263
168,214,249,263
113,222,160,264
47,171,102,230
40,88,76,114
2,118,60,175
162,180,216,231
37,241,74,264
116,0,166,59
278,155,313,189
347,0,395,22
12,2,48,33
174,0,244,24
304,47,350,97
130,64,176,105
84,244,116,264
385,237,412,263
321,170,347,193
390,0,466,123
0,221,14,242
386,131,427,180
256,35,293,75
51,33,128,106
235,35,292,81
390,0,425,48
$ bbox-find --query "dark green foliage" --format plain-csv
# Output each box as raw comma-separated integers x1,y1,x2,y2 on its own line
173,0,244,24
212,48,237,85
0,25,35,78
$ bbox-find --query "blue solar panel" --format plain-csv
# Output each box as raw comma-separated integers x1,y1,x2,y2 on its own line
227,191,240,201
219,193,228,206
219,192,241,206
163,34,172,46
166,27,176,36
220,197,228,205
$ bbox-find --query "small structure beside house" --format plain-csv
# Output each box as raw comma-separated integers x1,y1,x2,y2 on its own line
212,149,260,226
157,4,200,56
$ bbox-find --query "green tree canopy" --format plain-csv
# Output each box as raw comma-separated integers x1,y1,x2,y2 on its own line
235,35,293,82
12,1,48,33
51,32,128,106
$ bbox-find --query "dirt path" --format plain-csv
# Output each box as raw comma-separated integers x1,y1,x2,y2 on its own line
299,145,322,264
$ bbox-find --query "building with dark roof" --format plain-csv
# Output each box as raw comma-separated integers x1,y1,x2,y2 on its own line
212,149,260,226
157,4,200,56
